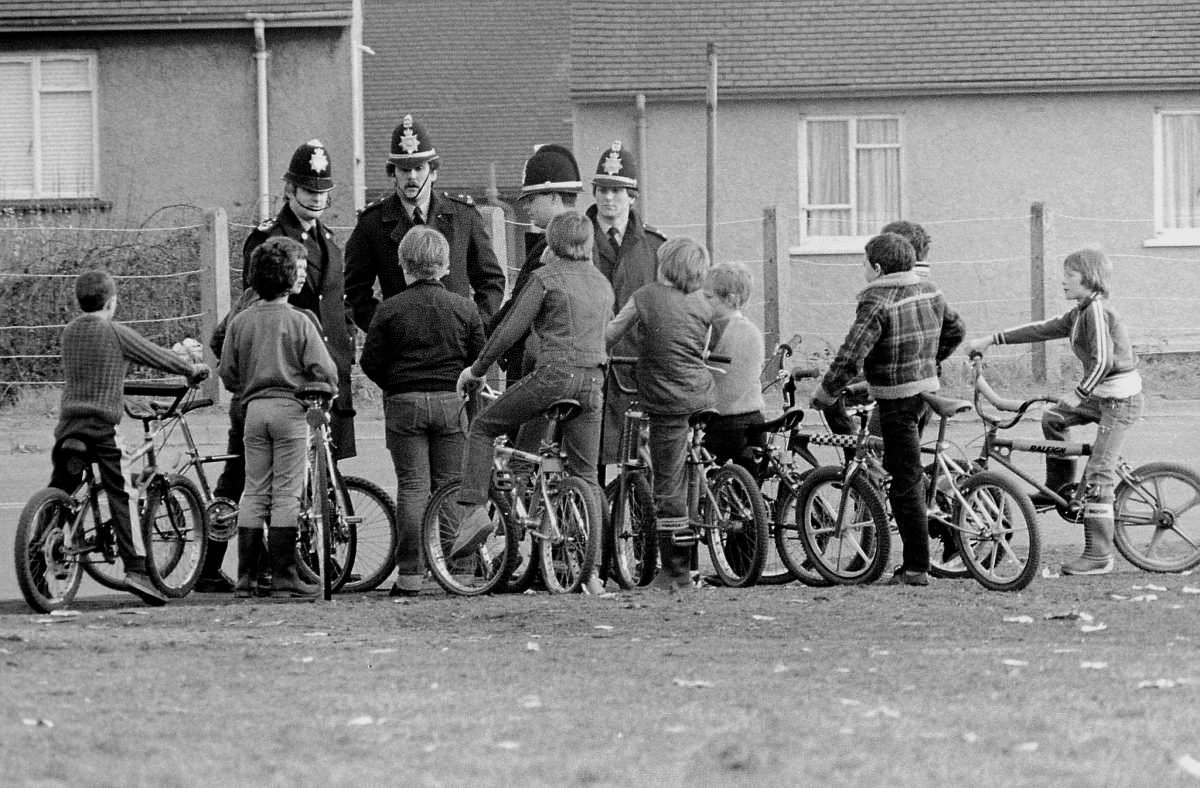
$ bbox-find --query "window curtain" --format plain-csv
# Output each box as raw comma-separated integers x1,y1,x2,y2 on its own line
1163,114,1200,230
807,120,849,235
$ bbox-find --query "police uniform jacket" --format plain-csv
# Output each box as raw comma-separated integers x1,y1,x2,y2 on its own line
344,191,505,332
488,232,547,384
587,204,664,464
242,203,357,458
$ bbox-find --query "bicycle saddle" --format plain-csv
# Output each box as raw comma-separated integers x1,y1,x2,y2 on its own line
754,408,805,438
542,399,582,423
920,392,973,419
55,437,91,474
295,381,337,402
688,408,720,428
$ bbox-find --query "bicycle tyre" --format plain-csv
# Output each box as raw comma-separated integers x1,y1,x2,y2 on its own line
794,465,890,585
15,488,83,613
539,477,603,593
772,480,833,587
605,474,657,589
422,481,513,596
953,471,1040,592
1113,462,1200,573
143,474,207,598
338,476,396,592
296,441,354,596
703,463,770,587
80,488,134,591
757,472,796,585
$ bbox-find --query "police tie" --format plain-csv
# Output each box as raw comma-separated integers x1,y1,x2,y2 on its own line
411,207,424,225
607,226,620,257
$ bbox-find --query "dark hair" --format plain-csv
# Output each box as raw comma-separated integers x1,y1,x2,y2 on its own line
865,232,916,275
880,220,931,262
545,211,594,260
591,184,637,198
1063,247,1113,297
399,225,450,280
250,237,304,299
75,270,115,312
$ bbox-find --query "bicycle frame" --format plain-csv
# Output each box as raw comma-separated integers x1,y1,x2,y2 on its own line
491,440,564,544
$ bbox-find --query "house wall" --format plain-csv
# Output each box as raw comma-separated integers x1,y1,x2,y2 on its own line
0,27,355,230
576,90,1200,354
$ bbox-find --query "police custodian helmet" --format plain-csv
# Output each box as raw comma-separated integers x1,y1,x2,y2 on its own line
387,114,439,171
592,140,638,191
285,139,334,192
520,144,583,198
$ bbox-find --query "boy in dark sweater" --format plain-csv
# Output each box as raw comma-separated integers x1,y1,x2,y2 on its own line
811,233,965,586
52,270,209,605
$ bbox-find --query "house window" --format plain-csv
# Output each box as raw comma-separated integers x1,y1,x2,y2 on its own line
0,53,98,201
798,116,901,251
1153,110,1200,245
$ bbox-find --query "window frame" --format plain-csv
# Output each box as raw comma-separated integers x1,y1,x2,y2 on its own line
1149,108,1200,248
0,50,100,201
794,113,903,254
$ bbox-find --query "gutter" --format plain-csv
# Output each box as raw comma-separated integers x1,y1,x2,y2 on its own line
250,15,271,223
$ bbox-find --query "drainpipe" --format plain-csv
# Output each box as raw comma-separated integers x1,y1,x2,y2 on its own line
350,0,366,211
635,93,647,220
252,17,271,223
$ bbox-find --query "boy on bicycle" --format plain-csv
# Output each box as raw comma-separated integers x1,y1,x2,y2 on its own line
810,233,965,587
52,270,209,606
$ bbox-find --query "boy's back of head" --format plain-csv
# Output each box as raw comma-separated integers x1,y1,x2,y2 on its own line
76,270,115,312
879,220,930,262
250,237,304,300
704,262,753,309
545,211,593,261
657,237,710,293
866,233,916,276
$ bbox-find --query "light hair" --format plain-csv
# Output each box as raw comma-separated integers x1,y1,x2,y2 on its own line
545,211,593,261
657,237,710,293
1063,247,1112,296
398,226,450,280
704,262,753,309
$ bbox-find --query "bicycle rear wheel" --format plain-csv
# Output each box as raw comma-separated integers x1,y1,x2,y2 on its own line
337,476,396,592
605,473,657,589
143,474,207,598
1113,462,1200,572
703,463,770,587
794,465,890,585
296,441,354,597
79,489,133,591
540,477,602,593
772,479,833,587
954,471,1039,592
15,488,83,613
422,482,514,596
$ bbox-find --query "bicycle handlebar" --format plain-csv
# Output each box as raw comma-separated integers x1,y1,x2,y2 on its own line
969,352,1058,428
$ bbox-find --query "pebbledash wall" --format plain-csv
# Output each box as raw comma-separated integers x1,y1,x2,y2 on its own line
0,26,356,230
575,89,1200,356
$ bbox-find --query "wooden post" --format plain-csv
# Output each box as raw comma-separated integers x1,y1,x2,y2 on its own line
761,206,783,353
1029,202,1046,383
199,207,230,402
705,42,717,257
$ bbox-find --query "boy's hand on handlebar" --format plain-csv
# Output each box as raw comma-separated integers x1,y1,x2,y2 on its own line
1057,391,1081,410
456,367,484,400
965,336,993,355
809,386,836,411
186,364,210,386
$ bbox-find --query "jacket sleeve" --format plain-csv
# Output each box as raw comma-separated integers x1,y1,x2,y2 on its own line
816,299,883,402
605,298,640,350
471,277,544,376
302,317,339,385
343,220,381,333
1074,298,1114,398
113,322,195,376
466,209,506,326
358,308,387,387
937,297,967,363
218,322,241,393
993,310,1074,346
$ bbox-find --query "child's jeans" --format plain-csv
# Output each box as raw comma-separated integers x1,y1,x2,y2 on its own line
649,413,691,521
1042,392,1144,503
876,395,929,573
49,429,144,573
238,397,307,532
458,364,604,506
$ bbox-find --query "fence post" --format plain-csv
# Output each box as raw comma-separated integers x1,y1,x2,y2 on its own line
199,207,230,402
1029,201,1061,387
761,206,783,353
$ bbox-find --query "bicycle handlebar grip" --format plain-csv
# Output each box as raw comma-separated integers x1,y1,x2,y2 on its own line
609,356,638,366
790,366,821,381
706,353,732,364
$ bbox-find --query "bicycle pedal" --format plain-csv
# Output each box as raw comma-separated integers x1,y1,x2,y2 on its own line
671,531,699,547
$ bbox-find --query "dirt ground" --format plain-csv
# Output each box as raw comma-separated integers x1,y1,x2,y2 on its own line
3,399,1200,786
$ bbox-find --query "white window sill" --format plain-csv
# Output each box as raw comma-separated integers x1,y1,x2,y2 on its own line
1143,232,1200,248
790,237,871,255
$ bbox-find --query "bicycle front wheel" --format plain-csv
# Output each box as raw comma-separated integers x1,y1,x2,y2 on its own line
794,465,890,585
15,488,83,613
143,474,207,598
954,471,1039,592
337,476,396,592
702,463,770,587
296,441,353,597
540,477,602,593
772,476,833,587
422,481,513,596
1113,462,1200,572
606,473,657,589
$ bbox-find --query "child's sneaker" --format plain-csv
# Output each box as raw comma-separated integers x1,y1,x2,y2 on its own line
1060,554,1114,575
124,571,167,606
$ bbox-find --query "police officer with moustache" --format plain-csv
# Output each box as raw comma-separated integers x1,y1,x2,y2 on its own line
587,141,665,476
490,144,584,383
344,114,506,332
196,139,357,592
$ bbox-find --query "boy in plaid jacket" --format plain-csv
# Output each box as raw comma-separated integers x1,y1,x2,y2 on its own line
811,233,965,586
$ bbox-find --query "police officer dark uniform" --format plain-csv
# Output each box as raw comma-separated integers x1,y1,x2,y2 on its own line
489,143,584,383
344,114,506,332
587,140,665,469
195,139,356,593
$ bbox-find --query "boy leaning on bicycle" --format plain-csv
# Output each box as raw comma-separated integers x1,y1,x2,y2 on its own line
810,232,966,588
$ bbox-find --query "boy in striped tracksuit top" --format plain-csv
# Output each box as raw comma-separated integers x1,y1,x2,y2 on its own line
968,247,1142,576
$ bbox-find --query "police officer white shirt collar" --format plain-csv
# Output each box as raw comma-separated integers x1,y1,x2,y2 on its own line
596,214,629,246
400,194,432,225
